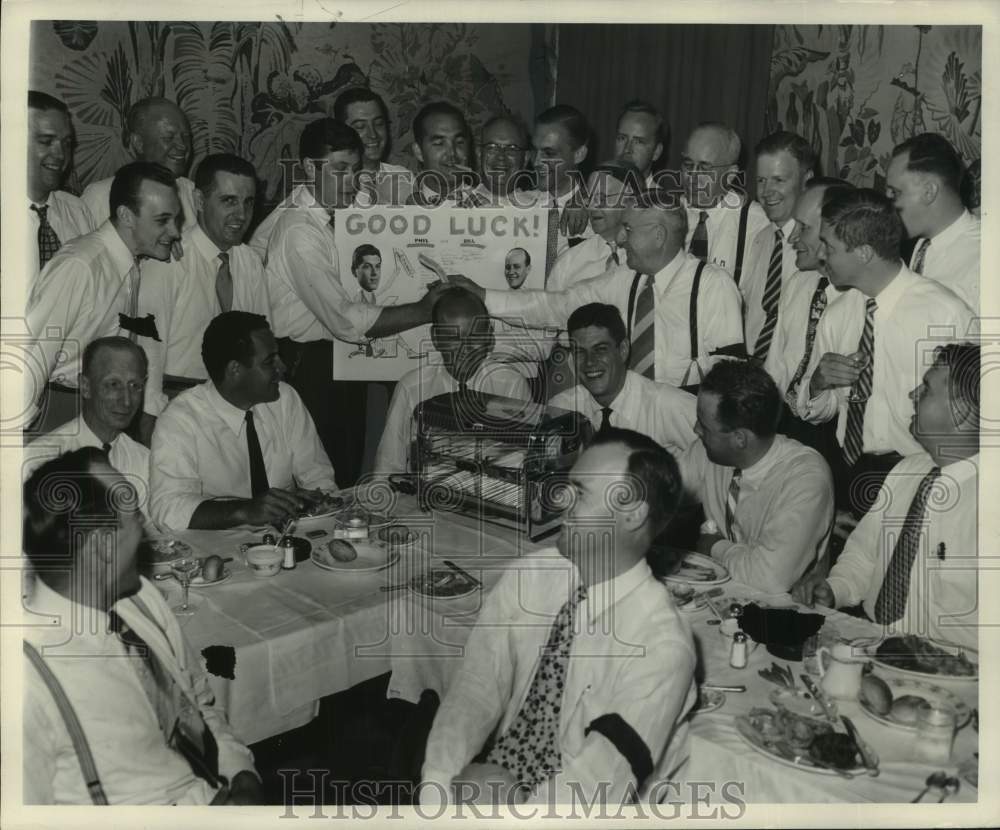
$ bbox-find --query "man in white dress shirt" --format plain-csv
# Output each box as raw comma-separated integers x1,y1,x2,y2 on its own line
405,102,477,207
680,122,770,285
886,133,980,312
150,312,336,531
23,448,261,804
797,188,974,520
794,343,978,651
741,131,816,360
533,104,593,256
549,303,696,457
472,115,534,205
678,359,834,594
81,98,196,233
334,86,413,205
613,100,667,187
27,91,95,286
374,288,530,473
139,153,271,415
422,427,696,807
24,162,182,437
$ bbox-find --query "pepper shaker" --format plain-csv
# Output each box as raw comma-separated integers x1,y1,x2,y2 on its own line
280,536,297,570
730,631,748,669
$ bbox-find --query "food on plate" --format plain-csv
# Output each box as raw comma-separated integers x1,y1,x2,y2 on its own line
299,491,346,518
327,540,359,563
859,675,893,715
200,555,223,582
146,539,192,562
668,583,695,605
875,635,976,676
674,559,718,580
889,695,927,725
746,706,832,749
809,733,860,770
412,569,477,597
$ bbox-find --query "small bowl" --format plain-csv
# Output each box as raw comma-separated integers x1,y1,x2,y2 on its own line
245,545,283,578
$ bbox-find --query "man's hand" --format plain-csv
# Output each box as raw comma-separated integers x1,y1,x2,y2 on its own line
440,274,485,299
694,532,726,555
134,413,157,448
559,203,589,237
832,509,859,544
238,488,304,527
220,771,262,805
452,762,524,806
792,570,835,608
809,352,861,396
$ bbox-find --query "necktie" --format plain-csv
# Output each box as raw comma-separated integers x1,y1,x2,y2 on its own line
245,410,269,498
544,206,560,276
599,406,613,431
31,204,61,270
485,584,588,788
124,260,142,343
605,243,620,271
786,277,830,404
101,441,112,455
689,210,709,261
753,228,784,360
215,252,234,312
872,466,942,623
842,298,877,468
629,273,656,380
911,239,931,275
725,468,742,541
108,610,173,738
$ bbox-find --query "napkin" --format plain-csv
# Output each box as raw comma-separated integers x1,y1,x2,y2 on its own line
738,603,825,661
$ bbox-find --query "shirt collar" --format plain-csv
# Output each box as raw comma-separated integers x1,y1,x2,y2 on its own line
25,575,112,633
206,381,252,435
938,451,978,483
29,193,54,210
608,369,637,410
872,263,910,315
190,223,223,262
930,209,975,246
650,248,688,285
737,434,784,485
776,217,796,239
582,556,655,624
97,220,140,279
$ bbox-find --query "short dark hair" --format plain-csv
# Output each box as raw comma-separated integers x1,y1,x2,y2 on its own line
23,447,133,586
932,342,980,422
892,133,964,195
536,104,591,151
81,336,148,377
755,130,818,176
352,243,382,272
804,177,855,209
28,90,69,114
700,359,781,438
507,247,530,266
589,426,682,534
567,302,627,345
194,153,257,194
299,117,363,162
617,99,669,153
412,101,469,145
109,161,177,219
589,160,646,203
201,311,270,384
821,187,903,261
334,87,390,125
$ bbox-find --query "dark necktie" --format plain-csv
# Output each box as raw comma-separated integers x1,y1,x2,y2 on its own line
484,584,588,788
786,277,830,401
689,210,709,261
605,243,620,271
544,206,560,275
629,273,656,379
245,409,269,498
599,406,613,431
725,468,742,541
31,204,62,270
753,227,784,360
101,441,112,455
216,252,234,312
911,239,930,275
873,466,942,623
842,298,877,468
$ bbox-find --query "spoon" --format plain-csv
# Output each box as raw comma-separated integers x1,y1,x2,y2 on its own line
937,776,960,803
911,771,949,802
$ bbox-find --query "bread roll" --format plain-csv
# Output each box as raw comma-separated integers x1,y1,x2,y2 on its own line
328,540,358,562
860,675,893,715
890,694,927,725
201,556,223,581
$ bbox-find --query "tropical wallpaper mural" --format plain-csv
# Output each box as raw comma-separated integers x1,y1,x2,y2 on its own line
768,24,981,198
30,21,547,205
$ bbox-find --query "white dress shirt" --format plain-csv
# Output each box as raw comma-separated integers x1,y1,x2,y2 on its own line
149,381,336,530
485,250,744,387
23,577,257,804
374,357,531,473
138,225,272,414
422,550,697,807
740,217,799,355
260,193,379,344
826,452,978,650
798,266,975,457
549,370,696,457
763,272,840,399
683,192,770,282
23,222,163,424
82,175,198,232
370,161,414,206
27,191,96,286
546,233,627,293
678,435,835,593
909,209,980,312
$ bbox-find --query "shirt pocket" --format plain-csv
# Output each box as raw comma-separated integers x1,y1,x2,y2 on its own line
561,678,606,758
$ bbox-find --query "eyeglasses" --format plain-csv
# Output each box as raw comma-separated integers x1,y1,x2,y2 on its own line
482,143,527,157
680,156,733,173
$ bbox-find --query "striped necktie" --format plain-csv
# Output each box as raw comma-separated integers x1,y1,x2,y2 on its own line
725,468,742,541
216,252,234,312
31,204,62,270
689,210,709,261
911,239,931,275
125,260,142,343
842,298,877,468
628,273,656,380
753,227,784,360
544,207,560,277
872,466,942,623
786,277,830,403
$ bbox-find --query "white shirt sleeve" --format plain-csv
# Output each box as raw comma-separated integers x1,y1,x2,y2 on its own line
697,267,746,366
149,404,208,531
373,379,417,475
283,384,337,490
797,310,841,425
825,491,885,607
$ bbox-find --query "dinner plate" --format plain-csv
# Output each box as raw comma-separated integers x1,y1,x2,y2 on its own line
693,688,726,714
191,568,232,587
661,551,730,586
734,716,866,777
311,541,399,573
858,675,971,731
297,492,355,523
332,506,395,530
865,637,978,682
409,568,480,599
769,688,827,719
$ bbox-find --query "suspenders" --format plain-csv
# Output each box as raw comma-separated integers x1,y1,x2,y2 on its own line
625,260,707,364
733,199,751,287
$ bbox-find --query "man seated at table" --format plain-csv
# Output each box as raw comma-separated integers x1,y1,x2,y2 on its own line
150,311,336,531
421,427,696,806
793,343,979,650
677,359,834,594
23,447,261,804
549,303,696,457
373,287,530,474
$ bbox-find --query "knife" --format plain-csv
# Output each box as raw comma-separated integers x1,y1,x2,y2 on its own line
799,674,839,723
442,559,482,587
841,715,880,777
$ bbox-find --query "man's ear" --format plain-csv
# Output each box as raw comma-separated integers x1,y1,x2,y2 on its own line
652,142,664,165
302,157,316,181
922,177,940,205
79,373,91,400
854,243,876,266
413,142,425,166
617,338,630,363
625,498,651,532
115,204,136,229
127,132,143,158
573,144,589,167
734,428,751,451
224,358,243,385
802,169,815,189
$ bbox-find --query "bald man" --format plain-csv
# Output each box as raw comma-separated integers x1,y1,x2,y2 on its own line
373,287,531,473
681,122,769,286
472,115,533,205
82,98,197,232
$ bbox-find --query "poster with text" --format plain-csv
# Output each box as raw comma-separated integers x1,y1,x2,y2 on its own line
332,206,551,381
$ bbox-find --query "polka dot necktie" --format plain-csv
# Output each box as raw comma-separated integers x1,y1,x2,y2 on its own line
484,584,588,788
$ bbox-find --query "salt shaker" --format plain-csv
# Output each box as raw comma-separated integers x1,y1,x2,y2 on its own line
730,631,749,669
280,536,297,570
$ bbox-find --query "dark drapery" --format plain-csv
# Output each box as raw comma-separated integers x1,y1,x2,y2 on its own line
556,24,775,173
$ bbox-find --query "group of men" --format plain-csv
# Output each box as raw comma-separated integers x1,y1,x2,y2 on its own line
20,81,980,807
